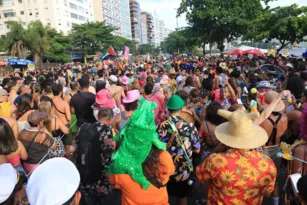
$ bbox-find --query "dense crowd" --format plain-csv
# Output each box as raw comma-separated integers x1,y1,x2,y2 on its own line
1,54,307,205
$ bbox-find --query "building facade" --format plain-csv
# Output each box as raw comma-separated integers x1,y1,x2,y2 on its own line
129,0,141,47
141,11,154,45
0,0,94,36
140,21,147,44
93,0,132,39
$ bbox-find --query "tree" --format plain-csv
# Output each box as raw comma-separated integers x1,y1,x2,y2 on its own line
47,29,72,63
4,21,28,59
245,4,307,54
139,44,155,55
178,0,270,53
71,22,116,55
113,36,135,55
25,21,50,66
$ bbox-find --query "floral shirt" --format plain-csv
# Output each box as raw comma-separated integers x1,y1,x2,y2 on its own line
196,149,277,205
78,122,115,197
157,116,200,181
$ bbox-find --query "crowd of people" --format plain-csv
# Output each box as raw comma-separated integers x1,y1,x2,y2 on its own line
0,54,307,205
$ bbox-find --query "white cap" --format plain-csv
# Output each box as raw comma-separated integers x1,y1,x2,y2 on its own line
0,163,17,203
109,75,118,83
176,75,183,83
27,158,80,205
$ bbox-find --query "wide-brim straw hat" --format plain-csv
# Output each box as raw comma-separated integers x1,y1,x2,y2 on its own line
219,62,228,70
215,110,268,149
256,91,285,112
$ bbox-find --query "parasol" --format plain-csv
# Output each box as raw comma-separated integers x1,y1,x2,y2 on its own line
227,48,244,56
245,49,265,57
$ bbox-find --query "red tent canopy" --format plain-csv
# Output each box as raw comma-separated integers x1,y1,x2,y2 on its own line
245,49,265,57
227,48,244,56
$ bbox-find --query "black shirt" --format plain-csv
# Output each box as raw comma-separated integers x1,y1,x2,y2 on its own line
70,91,96,127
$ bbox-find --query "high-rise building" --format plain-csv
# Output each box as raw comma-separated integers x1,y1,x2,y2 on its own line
141,11,154,45
140,21,147,44
93,0,132,39
164,28,172,39
0,0,94,36
129,0,141,47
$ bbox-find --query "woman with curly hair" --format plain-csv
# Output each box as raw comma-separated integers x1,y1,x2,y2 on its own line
110,146,175,205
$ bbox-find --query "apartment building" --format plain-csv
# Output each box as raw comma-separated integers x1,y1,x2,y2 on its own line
0,0,94,36
141,11,154,45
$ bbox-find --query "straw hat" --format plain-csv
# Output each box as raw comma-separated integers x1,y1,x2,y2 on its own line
219,62,228,70
256,91,284,112
215,110,268,149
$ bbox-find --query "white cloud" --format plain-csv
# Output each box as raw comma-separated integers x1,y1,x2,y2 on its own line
139,0,188,31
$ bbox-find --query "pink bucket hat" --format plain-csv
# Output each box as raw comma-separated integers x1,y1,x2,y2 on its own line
123,90,140,104
140,71,147,79
120,76,130,85
96,90,115,109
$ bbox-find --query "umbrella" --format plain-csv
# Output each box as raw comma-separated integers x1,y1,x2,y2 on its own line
0,61,7,66
245,49,265,57
227,49,244,56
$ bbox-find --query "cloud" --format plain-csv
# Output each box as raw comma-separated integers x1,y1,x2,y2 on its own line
139,0,188,31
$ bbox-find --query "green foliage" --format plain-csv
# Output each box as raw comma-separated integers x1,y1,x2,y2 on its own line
160,28,199,54
178,0,270,52
139,44,156,55
71,21,116,55
245,4,307,53
113,36,135,55
47,29,72,63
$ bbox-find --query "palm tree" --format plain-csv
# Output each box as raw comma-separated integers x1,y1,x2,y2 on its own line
25,21,50,66
4,21,28,59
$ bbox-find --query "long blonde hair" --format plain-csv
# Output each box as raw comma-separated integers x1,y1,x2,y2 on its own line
38,101,52,132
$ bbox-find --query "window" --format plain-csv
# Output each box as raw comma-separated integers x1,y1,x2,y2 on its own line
67,21,70,27
78,6,84,13
71,23,77,27
20,11,24,15
3,0,13,7
29,12,32,16
18,0,22,3
69,3,77,9
3,12,16,18
70,13,78,19
78,15,85,21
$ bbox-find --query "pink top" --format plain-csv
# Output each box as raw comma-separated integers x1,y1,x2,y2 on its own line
7,155,21,168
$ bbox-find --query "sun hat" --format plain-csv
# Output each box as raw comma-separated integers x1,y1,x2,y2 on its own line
256,91,285,112
169,69,176,75
215,110,268,149
120,76,130,85
140,71,147,79
259,65,284,75
166,94,185,110
0,89,8,98
77,76,90,87
256,80,276,89
28,111,47,124
109,75,118,83
27,158,80,205
219,62,228,70
123,90,140,104
0,163,17,203
96,90,115,109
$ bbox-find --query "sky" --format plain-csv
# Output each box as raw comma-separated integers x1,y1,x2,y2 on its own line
139,0,307,31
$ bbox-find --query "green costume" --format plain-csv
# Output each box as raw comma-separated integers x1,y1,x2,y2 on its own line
106,97,166,190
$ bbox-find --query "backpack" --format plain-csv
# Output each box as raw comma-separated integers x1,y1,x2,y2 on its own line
74,123,102,185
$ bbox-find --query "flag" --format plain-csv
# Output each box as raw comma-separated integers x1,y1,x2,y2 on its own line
100,45,116,61
123,46,130,60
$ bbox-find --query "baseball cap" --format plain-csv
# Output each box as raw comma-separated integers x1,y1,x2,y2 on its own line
27,158,80,205
200,89,210,98
0,163,17,203
27,111,47,125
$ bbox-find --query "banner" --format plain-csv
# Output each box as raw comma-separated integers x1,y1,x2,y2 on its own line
124,46,130,60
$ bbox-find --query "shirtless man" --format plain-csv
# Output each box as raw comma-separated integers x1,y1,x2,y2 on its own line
52,84,71,157
108,75,125,109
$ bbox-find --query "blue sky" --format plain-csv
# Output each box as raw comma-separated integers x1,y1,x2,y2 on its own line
139,0,307,31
